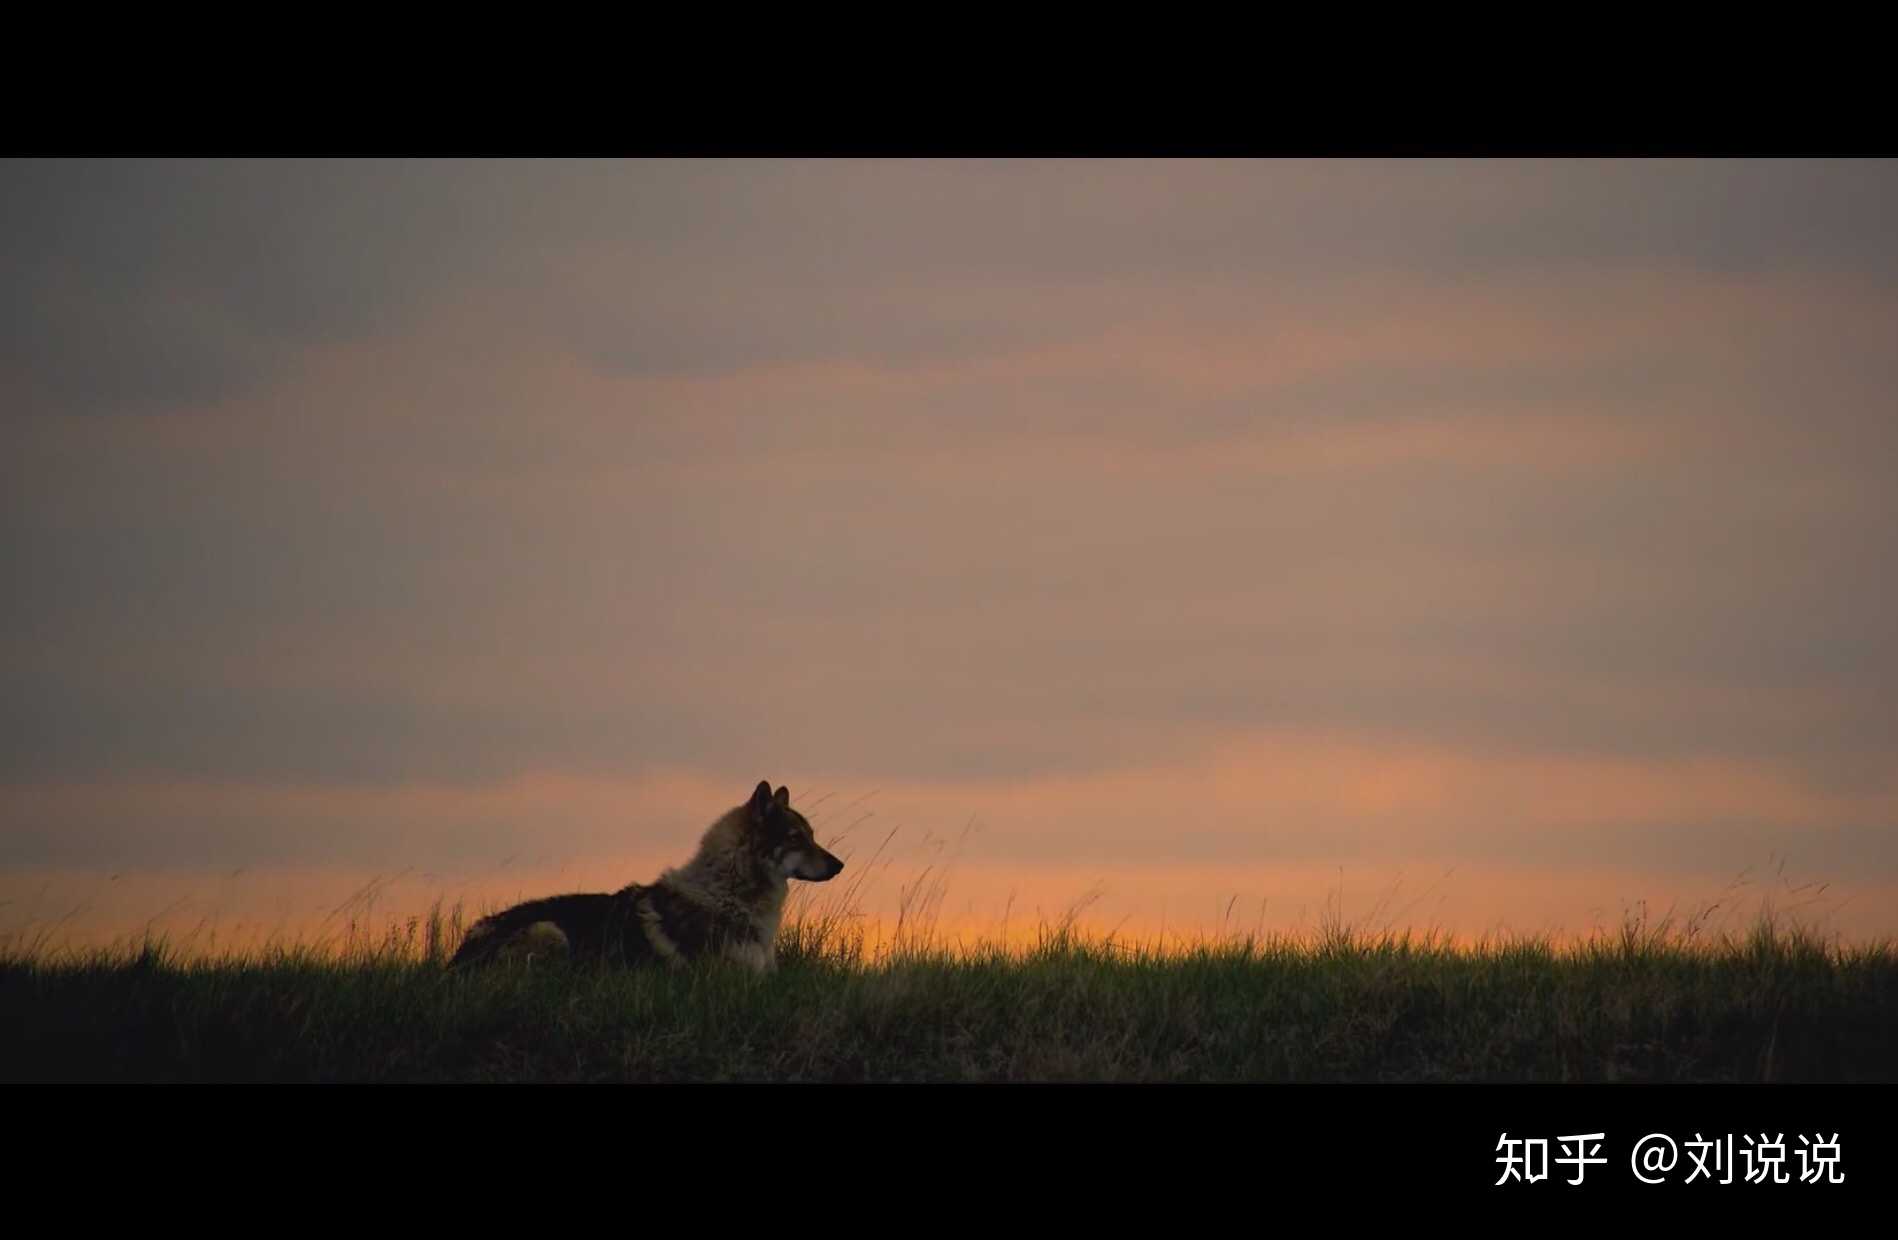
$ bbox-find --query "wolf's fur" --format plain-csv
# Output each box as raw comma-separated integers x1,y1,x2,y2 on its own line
448,781,843,973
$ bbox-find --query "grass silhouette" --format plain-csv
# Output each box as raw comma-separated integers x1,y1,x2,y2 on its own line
5,820,1894,1081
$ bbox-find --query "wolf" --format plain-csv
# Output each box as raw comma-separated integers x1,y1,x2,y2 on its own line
447,780,842,973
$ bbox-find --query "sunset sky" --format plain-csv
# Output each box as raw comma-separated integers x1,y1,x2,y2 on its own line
5,159,1896,947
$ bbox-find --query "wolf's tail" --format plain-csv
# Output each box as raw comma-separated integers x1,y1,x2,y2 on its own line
444,914,512,971
445,930,490,971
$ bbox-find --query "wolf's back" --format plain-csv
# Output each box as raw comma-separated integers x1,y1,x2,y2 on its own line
446,888,637,968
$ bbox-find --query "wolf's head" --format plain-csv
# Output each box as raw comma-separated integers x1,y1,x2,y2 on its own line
746,780,845,882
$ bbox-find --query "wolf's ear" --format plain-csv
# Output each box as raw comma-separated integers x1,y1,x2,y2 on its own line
749,780,774,820
773,785,790,812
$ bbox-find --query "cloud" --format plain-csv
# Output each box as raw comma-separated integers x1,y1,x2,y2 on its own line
4,160,1897,917
10,161,1897,411
7,260,1898,790
5,736,1892,885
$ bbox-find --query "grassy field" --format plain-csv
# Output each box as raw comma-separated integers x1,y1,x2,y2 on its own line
5,890,1896,1082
